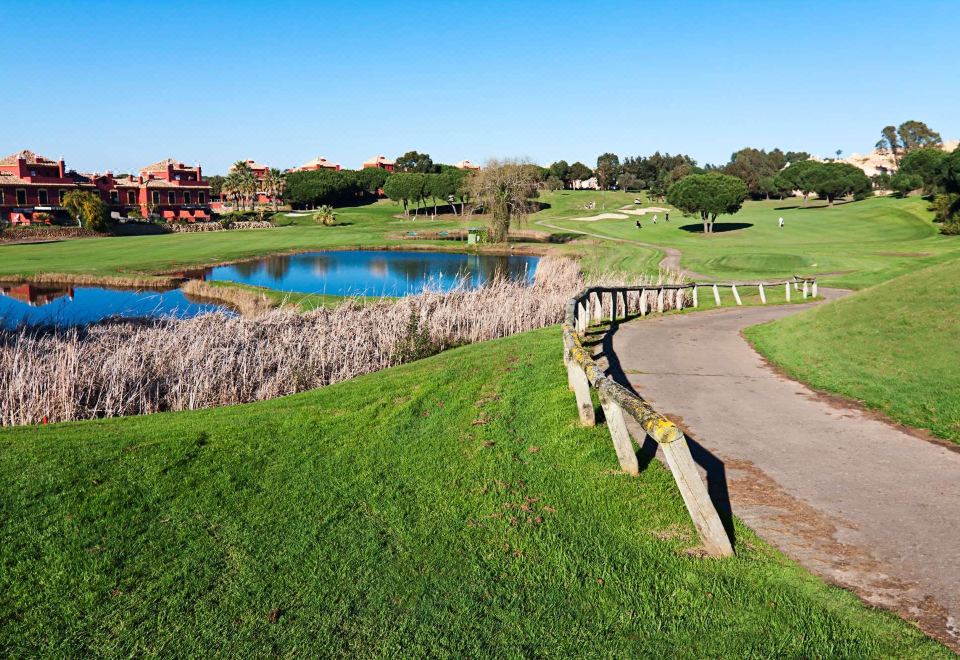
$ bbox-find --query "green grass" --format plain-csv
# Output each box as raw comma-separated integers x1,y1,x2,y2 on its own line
0,328,947,656
541,193,960,288
0,201,482,280
3,191,957,289
746,259,960,445
202,280,382,311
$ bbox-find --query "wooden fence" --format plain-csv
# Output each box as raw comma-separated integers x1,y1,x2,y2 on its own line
562,276,817,557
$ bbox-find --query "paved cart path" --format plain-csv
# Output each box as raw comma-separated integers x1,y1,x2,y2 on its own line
602,296,960,648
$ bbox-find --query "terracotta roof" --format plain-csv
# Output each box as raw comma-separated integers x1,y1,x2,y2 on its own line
362,155,395,166
300,156,340,169
0,150,59,166
231,159,269,171
454,160,481,170
141,158,198,173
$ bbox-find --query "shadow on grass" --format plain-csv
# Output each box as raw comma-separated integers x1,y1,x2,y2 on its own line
679,222,753,233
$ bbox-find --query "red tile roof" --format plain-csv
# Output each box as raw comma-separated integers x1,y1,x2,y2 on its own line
0,150,59,166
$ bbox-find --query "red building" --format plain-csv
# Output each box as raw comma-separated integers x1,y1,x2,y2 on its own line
137,158,211,221
229,159,272,204
0,151,212,224
362,155,395,172
0,151,93,224
295,156,341,172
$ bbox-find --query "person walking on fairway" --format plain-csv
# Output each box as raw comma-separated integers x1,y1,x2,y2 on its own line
635,220,642,229
665,211,670,222
652,214,658,224
779,216,784,229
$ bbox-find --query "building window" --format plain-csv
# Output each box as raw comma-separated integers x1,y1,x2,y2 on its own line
183,191,192,204
16,189,27,205
127,190,136,205
38,189,49,205
0,190,4,204
151,191,160,205
109,191,119,204
167,192,176,204
199,192,206,204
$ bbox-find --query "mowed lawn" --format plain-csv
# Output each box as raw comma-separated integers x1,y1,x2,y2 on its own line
542,193,960,289
747,258,960,445
0,328,948,656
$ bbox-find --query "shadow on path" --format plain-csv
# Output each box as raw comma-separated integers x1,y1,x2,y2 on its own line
602,320,737,545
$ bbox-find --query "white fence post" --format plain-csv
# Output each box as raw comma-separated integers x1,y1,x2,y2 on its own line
785,282,791,302
731,285,742,306
758,283,766,304
712,284,721,306
657,288,664,313
692,285,699,308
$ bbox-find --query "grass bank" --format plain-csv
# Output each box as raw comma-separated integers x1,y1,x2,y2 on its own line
747,259,960,444
0,327,947,656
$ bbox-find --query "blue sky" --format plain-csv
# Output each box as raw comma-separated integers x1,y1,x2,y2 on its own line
1,1,957,174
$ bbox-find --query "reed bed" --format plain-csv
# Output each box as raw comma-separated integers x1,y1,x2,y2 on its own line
0,258,685,426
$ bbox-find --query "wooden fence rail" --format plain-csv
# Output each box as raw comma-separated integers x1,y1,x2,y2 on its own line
562,276,817,558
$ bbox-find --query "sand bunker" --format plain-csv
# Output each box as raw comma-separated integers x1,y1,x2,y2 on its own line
571,213,629,222
618,206,670,216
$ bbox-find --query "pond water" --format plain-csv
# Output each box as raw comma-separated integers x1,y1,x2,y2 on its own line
205,250,540,297
0,283,227,330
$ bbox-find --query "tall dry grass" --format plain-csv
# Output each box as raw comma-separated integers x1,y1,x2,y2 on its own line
0,257,685,426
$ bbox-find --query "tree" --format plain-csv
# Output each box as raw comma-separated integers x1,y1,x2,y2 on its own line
897,120,942,153
876,125,901,163
666,173,747,233
890,147,947,196
262,168,285,211
465,160,539,242
383,172,424,216
568,161,593,182
428,173,458,215
206,175,226,198
723,147,786,199
548,160,570,186
395,151,436,173
315,205,336,226
784,151,810,164
62,190,109,232
618,173,638,193
356,167,390,196
807,162,872,205
595,153,620,189
774,159,820,205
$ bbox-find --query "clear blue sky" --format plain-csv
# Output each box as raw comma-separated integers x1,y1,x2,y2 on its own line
1,0,957,174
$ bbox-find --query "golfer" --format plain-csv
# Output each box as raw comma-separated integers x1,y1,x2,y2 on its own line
779,216,784,229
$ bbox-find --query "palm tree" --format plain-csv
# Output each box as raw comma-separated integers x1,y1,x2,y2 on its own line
221,172,241,210
240,170,258,210
316,205,336,226
263,168,285,211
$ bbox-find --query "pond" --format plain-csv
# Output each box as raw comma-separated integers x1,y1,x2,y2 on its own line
0,283,227,330
204,250,540,297
0,251,541,329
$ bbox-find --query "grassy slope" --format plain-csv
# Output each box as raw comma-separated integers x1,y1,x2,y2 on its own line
202,280,382,311
0,328,946,656
543,194,960,288
747,259,960,445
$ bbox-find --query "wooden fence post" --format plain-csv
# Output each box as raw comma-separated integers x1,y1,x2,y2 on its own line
785,282,791,302
570,363,595,426
812,280,818,298
731,284,742,306
593,292,603,322
802,281,809,299
692,285,699,308
758,283,766,304
610,291,616,322
639,289,647,317
712,284,721,306
598,390,640,476
656,288,664,313
659,437,734,557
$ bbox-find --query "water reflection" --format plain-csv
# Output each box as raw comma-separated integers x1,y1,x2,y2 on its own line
206,250,539,296
0,284,227,329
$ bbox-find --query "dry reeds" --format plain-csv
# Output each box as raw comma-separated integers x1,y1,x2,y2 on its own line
0,257,685,426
